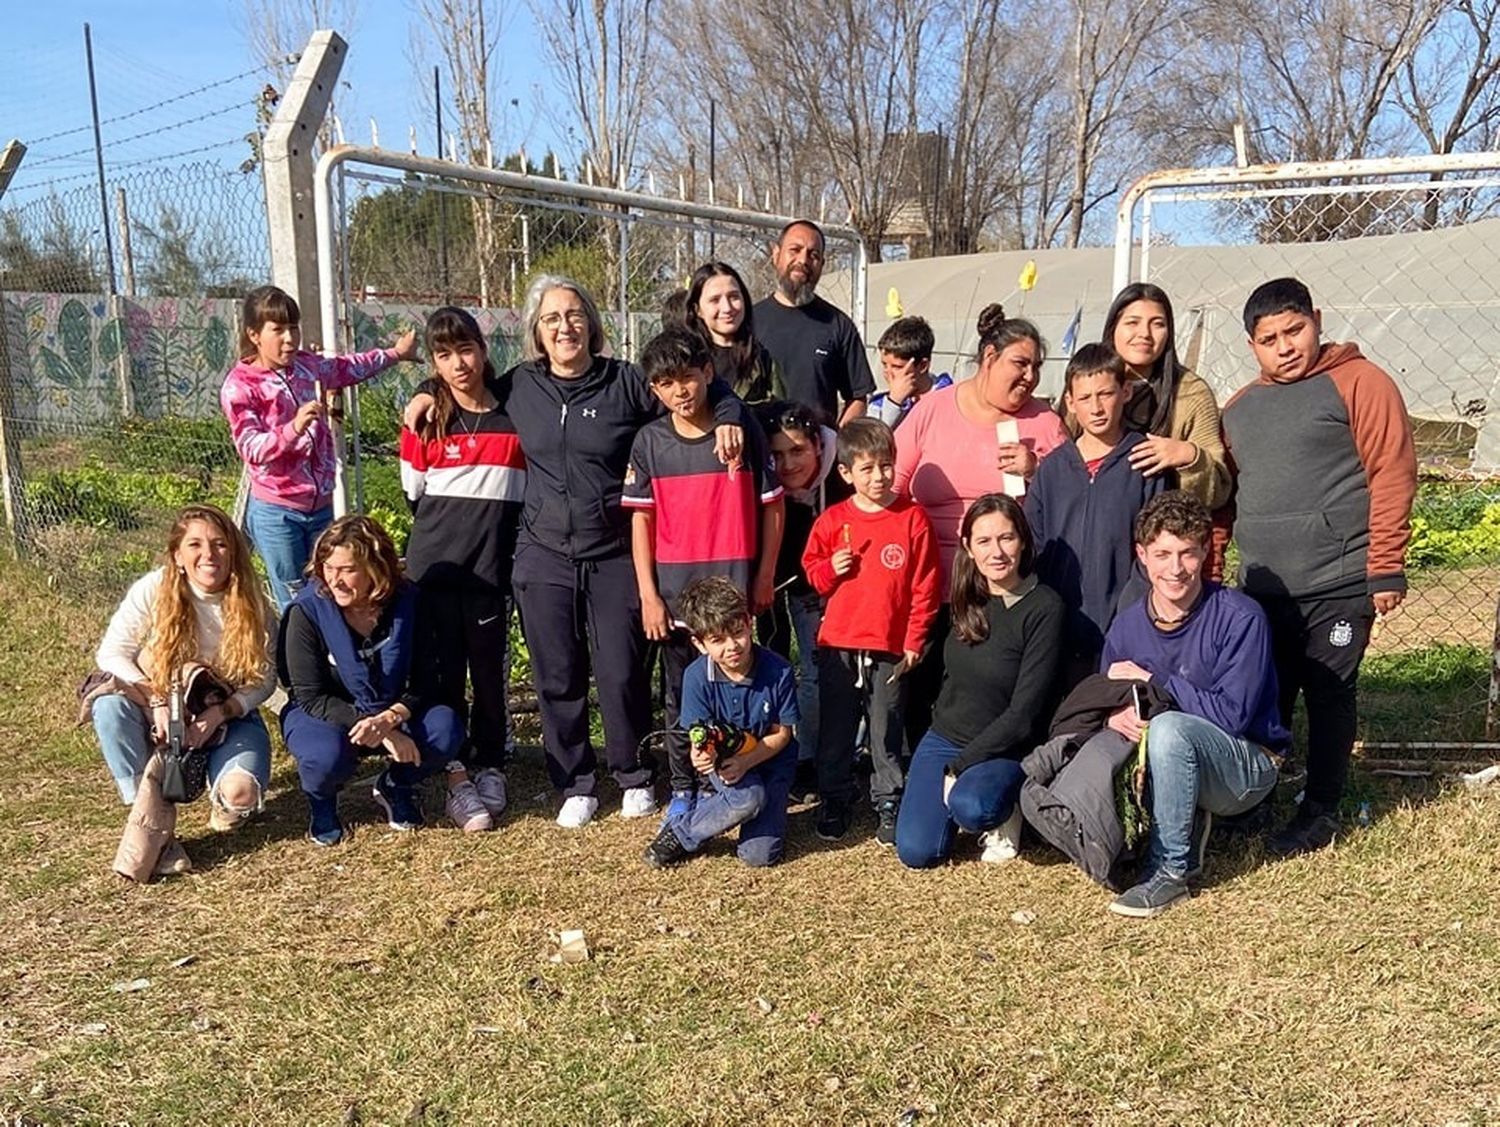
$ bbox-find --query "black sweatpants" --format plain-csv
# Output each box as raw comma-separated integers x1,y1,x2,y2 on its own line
511,541,652,798
817,647,908,809
420,583,512,771
1255,591,1374,809
657,628,703,793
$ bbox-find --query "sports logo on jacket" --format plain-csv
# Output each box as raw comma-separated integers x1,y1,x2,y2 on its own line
881,544,906,570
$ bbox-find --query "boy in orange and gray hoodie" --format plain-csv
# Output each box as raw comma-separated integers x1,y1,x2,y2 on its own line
1222,277,1417,858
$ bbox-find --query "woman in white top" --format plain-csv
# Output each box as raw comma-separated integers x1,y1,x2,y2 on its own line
93,504,276,843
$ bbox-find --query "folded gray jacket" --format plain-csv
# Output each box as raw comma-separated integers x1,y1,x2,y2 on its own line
1020,729,1137,891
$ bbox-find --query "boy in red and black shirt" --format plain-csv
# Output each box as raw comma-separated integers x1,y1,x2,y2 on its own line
624,328,784,816
802,417,941,844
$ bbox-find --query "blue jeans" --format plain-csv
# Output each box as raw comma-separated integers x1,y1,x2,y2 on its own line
281,702,463,797
895,729,1027,869
1144,711,1279,877
668,746,799,867
245,496,333,612
93,694,271,807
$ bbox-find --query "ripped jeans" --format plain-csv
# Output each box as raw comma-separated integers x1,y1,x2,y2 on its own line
93,694,271,811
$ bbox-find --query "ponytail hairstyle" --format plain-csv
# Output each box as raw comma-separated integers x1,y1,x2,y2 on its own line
420,306,496,444
144,504,271,694
1100,282,1182,434
973,302,1046,369
950,493,1035,645
237,285,300,362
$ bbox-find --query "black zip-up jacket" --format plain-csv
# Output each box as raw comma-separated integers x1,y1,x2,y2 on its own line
420,356,748,561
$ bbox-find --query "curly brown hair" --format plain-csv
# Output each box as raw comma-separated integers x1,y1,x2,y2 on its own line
306,515,404,605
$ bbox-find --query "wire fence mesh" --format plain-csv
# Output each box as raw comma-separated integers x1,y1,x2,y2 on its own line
0,162,269,595
1124,172,1500,749
330,162,867,545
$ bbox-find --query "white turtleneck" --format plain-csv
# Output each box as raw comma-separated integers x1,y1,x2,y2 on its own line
95,567,276,714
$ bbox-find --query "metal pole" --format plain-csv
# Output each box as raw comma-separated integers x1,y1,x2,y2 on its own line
84,23,117,295
708,99,717,259
618,213,631,357
434,65,450,303
115,187,136,296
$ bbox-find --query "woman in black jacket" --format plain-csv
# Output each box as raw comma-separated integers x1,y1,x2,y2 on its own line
407,275,745,828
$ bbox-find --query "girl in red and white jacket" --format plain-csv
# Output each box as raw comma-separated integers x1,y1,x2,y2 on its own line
399,307,526,832
219,284,416,610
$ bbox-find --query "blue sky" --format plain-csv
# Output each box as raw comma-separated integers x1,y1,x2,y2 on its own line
3,0,566,204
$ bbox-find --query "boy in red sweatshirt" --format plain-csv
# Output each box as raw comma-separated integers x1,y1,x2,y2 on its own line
803,418,941,844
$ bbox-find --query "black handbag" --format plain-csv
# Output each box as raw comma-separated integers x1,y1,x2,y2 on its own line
156,665,233,804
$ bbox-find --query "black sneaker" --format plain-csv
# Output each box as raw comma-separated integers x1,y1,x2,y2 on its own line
372,771,423,831
642,825,688,869
1184,809,1214,881
1108,870,1190,918
788,761,819,806
1268,802,1340,858
1217,791,1275,838
816,798,852,842
874,801,899,848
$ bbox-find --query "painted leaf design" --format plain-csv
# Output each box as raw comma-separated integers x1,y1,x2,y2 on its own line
60,299,93,377
38,345,79,388
202,315,230,372
98,318,126,364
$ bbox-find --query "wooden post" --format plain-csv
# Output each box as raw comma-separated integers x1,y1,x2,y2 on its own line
0,140,29,558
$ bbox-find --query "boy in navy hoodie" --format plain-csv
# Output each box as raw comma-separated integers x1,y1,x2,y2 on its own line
1025,344,1164,688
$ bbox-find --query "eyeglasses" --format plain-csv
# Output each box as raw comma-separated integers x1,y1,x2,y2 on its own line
539,310,589,331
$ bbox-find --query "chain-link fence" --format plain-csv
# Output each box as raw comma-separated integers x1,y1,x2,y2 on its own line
0,161,269,594
321,153,868,542
1117,163,1500,750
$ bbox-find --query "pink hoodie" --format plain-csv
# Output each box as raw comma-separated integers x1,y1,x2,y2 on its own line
220,347,398,513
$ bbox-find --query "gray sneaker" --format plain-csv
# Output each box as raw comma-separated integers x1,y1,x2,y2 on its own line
1108,870,1190,918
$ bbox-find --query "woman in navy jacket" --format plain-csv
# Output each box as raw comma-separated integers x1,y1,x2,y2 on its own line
407,275,746,828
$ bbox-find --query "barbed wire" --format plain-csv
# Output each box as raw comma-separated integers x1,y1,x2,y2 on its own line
26,67,264,147
26,101,258,169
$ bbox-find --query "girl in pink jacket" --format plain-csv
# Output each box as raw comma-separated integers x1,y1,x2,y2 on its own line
220,285,416,609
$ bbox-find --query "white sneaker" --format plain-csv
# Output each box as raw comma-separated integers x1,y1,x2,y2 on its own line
473,768,508,818
620,786,658,819
556,794,600,829
979,807,1023,865
446,779,494,833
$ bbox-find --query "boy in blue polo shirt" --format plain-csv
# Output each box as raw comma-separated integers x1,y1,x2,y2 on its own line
642,577,800,868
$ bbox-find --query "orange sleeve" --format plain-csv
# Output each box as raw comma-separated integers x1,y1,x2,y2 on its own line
1331,361,1418,589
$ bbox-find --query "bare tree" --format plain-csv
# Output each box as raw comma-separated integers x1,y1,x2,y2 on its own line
241,0,359,152
414,0,512,303
1396,0,1500,224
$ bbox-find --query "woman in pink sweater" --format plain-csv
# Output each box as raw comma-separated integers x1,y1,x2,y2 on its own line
220,285,416,610
893,302,1068,745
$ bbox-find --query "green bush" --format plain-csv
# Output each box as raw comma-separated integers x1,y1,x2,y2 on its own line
23,461,214,530
99,416,239,473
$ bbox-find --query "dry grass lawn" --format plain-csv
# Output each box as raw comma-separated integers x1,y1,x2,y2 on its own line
2,557,1499,1125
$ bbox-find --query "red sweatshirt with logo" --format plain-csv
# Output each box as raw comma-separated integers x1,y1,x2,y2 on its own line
802,496,941,656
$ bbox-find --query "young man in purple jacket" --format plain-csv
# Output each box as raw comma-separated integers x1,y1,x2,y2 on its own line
1100,491,1290,918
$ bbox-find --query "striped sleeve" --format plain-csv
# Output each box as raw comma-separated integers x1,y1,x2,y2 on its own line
399,427,428,504
622,429,656,509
